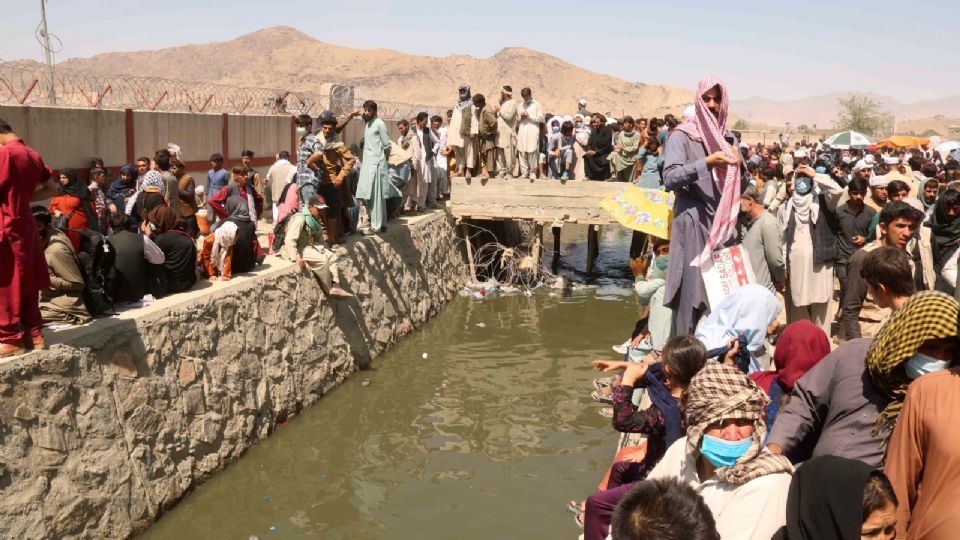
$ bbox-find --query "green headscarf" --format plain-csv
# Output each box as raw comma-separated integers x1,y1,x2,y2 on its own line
300,204,320,232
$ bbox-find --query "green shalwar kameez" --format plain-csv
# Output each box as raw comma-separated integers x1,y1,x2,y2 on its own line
356,117,399,232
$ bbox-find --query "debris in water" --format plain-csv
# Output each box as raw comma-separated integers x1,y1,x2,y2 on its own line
249,536,259,540
476,322,486,328
320,473,328,480
422,352,428,359
269,525,277,533
360,379,371,387
262,495,269,501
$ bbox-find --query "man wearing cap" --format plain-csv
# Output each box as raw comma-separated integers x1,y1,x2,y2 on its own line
874,155,916,194
517,88,544,180
575,98,591,119
280,195,353,299
495,86,518,178
738,185,784,293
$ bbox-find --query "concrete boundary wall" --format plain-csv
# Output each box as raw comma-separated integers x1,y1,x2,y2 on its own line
0,211,467,539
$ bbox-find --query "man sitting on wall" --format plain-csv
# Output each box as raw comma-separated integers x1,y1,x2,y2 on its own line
279,196,353,299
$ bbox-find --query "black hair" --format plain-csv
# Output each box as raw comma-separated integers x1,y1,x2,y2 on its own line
278,150,290,160
0,118,12,134
746,162,759,175
502,85,512,93
561,121,574,136
362,100,378,113
907,157,922,171
847,177,869,194
110,211,131,232
209,153,224,164
610,477,720,540
472,94,486,107
31,205,51,226
621,115,635,125
861,246,916,297
664,114,679,129
862,471,898,523
921,163,939,178
939,188,960,209
241,149,254,158
295,114,312,128
923,178,939,191
430,115,442,124
320,115,338,127
230,165,246,175
886,180,910,195
136,156,151,165
154,153,171,171
416,112,429,123
397,119,409,128
661,335,708,389
520,87,532,98
878,200,923,226
945,161,960,172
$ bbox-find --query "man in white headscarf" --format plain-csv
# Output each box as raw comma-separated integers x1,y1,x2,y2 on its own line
781,159,844,336
445,84,476,180
495,85,518,178
516,87,544,180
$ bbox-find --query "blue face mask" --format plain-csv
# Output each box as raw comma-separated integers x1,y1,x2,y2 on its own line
794,177,813,196
700,433,753,468
905,353,949,380
654,255,669,272
815,165,827,174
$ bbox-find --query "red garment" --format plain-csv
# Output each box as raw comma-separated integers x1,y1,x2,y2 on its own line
48,194,90,252
0,138,52,344
208,184,264,222
750,320,831,394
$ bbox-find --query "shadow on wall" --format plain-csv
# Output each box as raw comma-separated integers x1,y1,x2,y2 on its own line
0,211,466,539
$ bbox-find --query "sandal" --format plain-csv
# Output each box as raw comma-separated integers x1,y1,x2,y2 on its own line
565,500,585,529
591,389,613,404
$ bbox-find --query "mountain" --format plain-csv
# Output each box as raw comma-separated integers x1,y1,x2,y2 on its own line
50,26,693,117
731,92,960,131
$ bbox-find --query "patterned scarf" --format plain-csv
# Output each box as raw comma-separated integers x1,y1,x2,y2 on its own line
684,363,794,484
866,290,958,436
674,76,742,267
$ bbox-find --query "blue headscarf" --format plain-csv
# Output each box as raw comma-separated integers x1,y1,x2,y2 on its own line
695,284,782,373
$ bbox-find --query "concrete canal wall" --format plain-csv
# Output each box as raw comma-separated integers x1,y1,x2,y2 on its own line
0,211,466,539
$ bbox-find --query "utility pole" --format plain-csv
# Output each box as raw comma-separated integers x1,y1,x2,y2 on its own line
38,0,56,104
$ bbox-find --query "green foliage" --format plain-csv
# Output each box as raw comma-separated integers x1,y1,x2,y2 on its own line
834,95,891,134
733,119,749,130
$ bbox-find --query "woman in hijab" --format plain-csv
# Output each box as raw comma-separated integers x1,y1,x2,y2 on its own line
581,335,709,539
127,170,168,225
925,188,960,293
773,456,897,540
749,320,831,431
146,205,196,297
645,362,794,540
48,168,99,252
199,196,259,280
663,76,751,334
694,284,783,373
583,113,613,181
107,164,138,229
767,290,959,467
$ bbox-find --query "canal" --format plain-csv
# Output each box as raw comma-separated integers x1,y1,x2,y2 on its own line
141,227,637,539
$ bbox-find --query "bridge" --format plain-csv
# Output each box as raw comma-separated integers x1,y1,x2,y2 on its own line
448,176,629,278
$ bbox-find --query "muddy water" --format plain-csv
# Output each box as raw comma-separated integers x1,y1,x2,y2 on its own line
141,227,637,539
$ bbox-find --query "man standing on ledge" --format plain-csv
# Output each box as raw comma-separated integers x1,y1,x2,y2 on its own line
517,88,544,180
356,101,393,235
663,76,750,334
495,86,518,178
0,118,52,357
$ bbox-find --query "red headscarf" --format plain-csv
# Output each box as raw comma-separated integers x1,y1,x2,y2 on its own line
674,75,741,266
749,320,831,394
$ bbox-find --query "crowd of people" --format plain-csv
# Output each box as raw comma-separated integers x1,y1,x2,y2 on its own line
4,73,960,539
568,75,960,540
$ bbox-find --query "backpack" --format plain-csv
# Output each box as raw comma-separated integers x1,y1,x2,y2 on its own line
66,228,116,316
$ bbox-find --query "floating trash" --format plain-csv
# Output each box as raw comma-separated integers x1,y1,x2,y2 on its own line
476,322,486,328
269,525,277,533
262,495,269,501
422,352,428,359
360,379,371,387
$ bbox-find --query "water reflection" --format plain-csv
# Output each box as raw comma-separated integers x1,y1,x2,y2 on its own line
141,228,637,540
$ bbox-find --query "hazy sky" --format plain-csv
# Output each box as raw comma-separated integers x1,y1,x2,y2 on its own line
2,0,957,103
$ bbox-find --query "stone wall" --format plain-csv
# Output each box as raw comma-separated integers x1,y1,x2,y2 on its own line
0,211,466,539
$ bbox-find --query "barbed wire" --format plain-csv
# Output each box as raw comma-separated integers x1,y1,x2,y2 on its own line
0,62,444,119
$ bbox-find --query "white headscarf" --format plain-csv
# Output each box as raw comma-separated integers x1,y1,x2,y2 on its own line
210,221,238,273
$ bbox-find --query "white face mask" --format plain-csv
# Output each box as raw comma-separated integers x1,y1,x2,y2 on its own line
296,126,307,135
905,353,950,380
